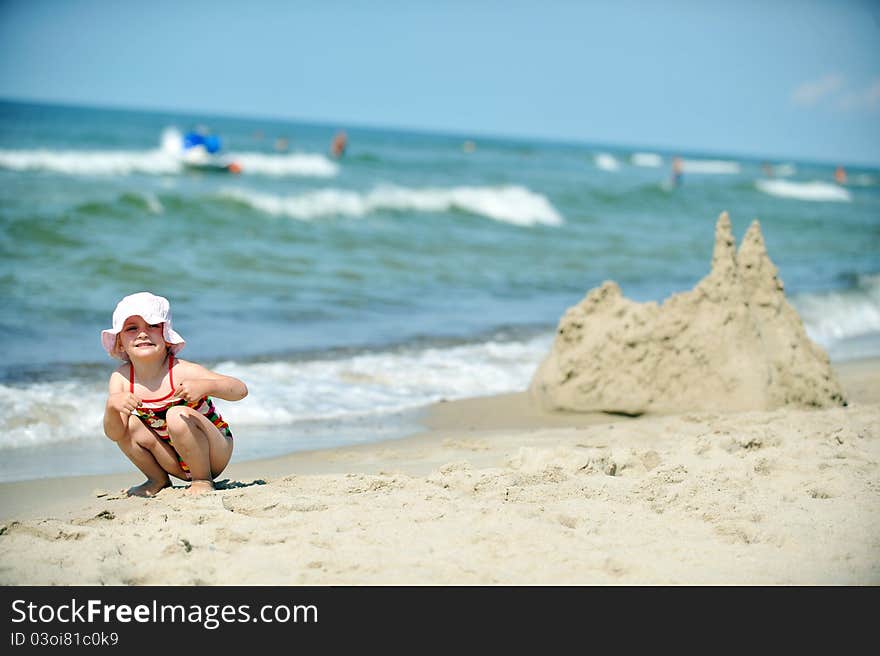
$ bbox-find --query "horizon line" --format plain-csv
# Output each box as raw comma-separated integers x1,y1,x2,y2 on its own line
1,94,877,170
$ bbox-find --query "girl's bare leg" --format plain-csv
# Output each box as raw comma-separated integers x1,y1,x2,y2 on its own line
116,415,187,497
165,406,234,495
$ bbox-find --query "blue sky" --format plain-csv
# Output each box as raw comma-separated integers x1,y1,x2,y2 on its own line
1,0,879,165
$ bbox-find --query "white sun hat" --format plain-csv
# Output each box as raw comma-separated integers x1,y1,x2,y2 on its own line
101,291,186,360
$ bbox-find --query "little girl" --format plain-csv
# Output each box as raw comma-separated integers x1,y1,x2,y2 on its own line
101,292,248,496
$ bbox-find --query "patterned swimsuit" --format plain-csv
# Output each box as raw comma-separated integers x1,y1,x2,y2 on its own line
132,354,232,477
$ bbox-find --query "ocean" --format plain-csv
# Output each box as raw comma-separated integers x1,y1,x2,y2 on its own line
1,100,878,483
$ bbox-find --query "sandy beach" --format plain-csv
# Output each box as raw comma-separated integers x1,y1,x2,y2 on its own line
0,356,876,585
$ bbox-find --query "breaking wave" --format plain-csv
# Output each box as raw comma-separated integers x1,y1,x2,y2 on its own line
220,184,564,226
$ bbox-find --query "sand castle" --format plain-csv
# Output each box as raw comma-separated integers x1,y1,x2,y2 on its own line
529,212,846,415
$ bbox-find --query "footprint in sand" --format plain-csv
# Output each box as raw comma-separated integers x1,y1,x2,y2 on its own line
557,514,579,529
806,486,837,500
603,557,629,578
442,438,490,451
221,495,328,517
75,510,116,525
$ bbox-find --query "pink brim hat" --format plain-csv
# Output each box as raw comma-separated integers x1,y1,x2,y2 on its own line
101,291,185,361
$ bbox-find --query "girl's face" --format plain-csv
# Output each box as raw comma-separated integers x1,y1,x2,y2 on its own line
117,315,167,360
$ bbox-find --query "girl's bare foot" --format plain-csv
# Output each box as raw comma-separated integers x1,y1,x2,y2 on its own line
126,478,171,497
185,479,215,496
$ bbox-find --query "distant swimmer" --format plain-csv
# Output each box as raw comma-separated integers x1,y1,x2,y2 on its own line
330,130,348,158
275,137,289,152
834,165,847,185
761,161,775,178
462,140,476,153
670,156,683,187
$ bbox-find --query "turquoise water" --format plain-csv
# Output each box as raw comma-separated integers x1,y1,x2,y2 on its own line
1,100,878,482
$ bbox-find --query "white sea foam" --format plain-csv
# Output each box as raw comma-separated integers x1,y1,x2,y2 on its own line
0,148,339,179
231,152,339,177
0,380,106,450
0,334,553,452
0,131,338,178
681,159,741,174
0,148,183,175
631,152,663,167
793,274,880,345
216,334,552,427
755,179,852,202
160,126,184,155
595,153,621,171
221,184,564,226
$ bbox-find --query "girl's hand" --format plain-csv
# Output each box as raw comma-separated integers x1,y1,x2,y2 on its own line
108,391,140,415
173,379,211,403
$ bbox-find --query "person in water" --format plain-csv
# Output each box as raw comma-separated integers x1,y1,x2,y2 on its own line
670,156,684,187
101,292,248,497
330,130,348,158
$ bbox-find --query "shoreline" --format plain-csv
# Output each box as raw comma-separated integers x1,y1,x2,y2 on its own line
1,356,877,523
1,356,877,584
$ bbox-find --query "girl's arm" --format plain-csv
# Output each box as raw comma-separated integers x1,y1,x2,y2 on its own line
173,360,248,403
103,370,139,441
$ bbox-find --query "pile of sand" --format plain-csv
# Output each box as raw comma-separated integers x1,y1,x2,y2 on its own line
529,212,846,415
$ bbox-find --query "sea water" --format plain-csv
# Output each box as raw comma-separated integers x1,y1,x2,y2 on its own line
1,100,878,482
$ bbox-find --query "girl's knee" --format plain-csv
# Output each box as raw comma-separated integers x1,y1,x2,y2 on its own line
166,405,200,437
124,415,160,450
